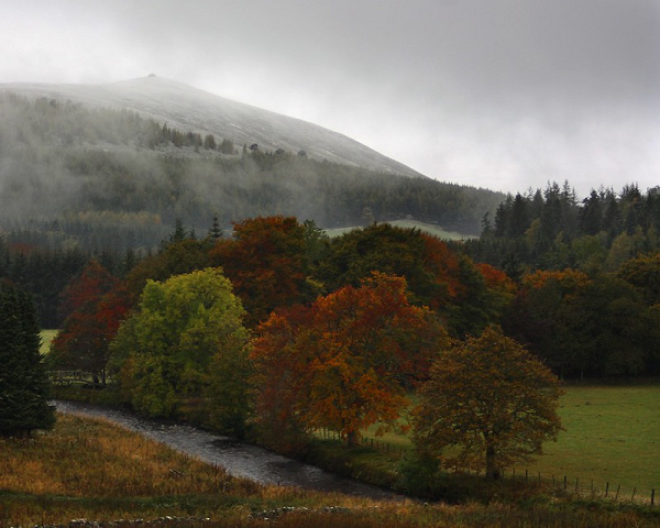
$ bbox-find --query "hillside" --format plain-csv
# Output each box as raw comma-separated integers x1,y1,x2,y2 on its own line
1,75,419,177
0,78,505,251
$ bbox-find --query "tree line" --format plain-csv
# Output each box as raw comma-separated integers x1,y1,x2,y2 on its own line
44,218,564,479
5,212,658,480
466,181,660,276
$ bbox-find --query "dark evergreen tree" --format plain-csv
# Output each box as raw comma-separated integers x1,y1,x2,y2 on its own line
579,190,604,235
0,281,55,436
209,214,223,240
509,193,530,238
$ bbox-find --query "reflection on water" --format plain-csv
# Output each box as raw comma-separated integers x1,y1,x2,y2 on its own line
55,400,400,500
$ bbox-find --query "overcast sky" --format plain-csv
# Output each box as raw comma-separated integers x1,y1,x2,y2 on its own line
2,0,659,198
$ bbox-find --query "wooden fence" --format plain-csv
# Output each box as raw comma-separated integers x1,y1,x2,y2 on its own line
316,429,656,507
48,370,96,386
505,468,656,507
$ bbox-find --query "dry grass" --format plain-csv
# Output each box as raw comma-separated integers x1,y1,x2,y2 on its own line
0,414,375,525
0,414,657,527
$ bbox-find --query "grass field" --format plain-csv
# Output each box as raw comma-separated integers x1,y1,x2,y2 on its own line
514,385,660,497
40,329,59,354
324,220,474,240
356,385,659,499
1,414,655,527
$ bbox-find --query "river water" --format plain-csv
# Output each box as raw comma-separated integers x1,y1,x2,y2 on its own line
55,400,401,500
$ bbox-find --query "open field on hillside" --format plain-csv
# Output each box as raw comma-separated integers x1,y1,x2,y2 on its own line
1,414,656,527
325,220,473,240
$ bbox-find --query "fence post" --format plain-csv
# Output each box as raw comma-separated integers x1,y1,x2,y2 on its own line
631,488,636,503
525,469,528,484
605,482,609,497
615,484,620,501
651,489,655,506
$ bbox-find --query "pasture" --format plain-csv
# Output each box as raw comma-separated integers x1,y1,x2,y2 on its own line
514,385,660,497
40,329,59,354
357,385,659,499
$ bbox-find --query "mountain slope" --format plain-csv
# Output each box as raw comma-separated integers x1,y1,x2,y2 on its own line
0,79,505,252
0,75,420,177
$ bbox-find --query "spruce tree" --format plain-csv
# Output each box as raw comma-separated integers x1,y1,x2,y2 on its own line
0,281,55,436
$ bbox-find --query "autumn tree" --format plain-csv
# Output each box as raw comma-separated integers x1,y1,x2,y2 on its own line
50,260,129,384
110,268,250,421
414,325,563,480
0,281,55,436
315,224,503,336
252,273,448,449
210,216,315,327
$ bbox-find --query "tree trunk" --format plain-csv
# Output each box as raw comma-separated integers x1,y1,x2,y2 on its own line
485,445,501,480
346,429,361,448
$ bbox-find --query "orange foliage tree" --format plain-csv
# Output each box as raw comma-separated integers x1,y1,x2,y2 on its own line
252,273,448,449
414,325,563,480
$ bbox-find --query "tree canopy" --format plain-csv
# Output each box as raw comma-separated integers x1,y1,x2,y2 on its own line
252,272,448,449
414,325,563,480
110,268,249,419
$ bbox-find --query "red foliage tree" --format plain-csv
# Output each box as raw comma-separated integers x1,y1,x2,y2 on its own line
210,216,314,327
51,261,130,384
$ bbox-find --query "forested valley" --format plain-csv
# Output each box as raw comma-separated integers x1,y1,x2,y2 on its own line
2,92,660,508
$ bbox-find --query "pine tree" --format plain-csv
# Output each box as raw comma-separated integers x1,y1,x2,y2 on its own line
0,281,56,436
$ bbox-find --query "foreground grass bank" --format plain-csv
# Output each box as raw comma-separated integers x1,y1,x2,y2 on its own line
1,414,658,527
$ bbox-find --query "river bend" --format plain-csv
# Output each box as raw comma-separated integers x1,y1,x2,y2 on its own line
55,400,400,500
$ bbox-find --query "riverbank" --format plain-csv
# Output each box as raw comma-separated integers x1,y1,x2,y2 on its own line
55,400,400,500
3,412,657,527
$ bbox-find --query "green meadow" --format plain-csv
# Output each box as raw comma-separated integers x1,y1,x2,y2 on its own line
40,329,59,355
2,414,656,527
515,385,660,496
356,385,659,498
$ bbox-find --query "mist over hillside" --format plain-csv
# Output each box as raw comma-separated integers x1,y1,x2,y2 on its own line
0,79,505,252
2,76,420,177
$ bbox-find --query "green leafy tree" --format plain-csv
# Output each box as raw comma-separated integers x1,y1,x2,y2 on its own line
110,268,250,421
617,251,660,306
0,281,55,436
414,325,563,480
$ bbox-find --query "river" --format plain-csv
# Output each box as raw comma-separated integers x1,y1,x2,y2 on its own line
55,400,401,500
